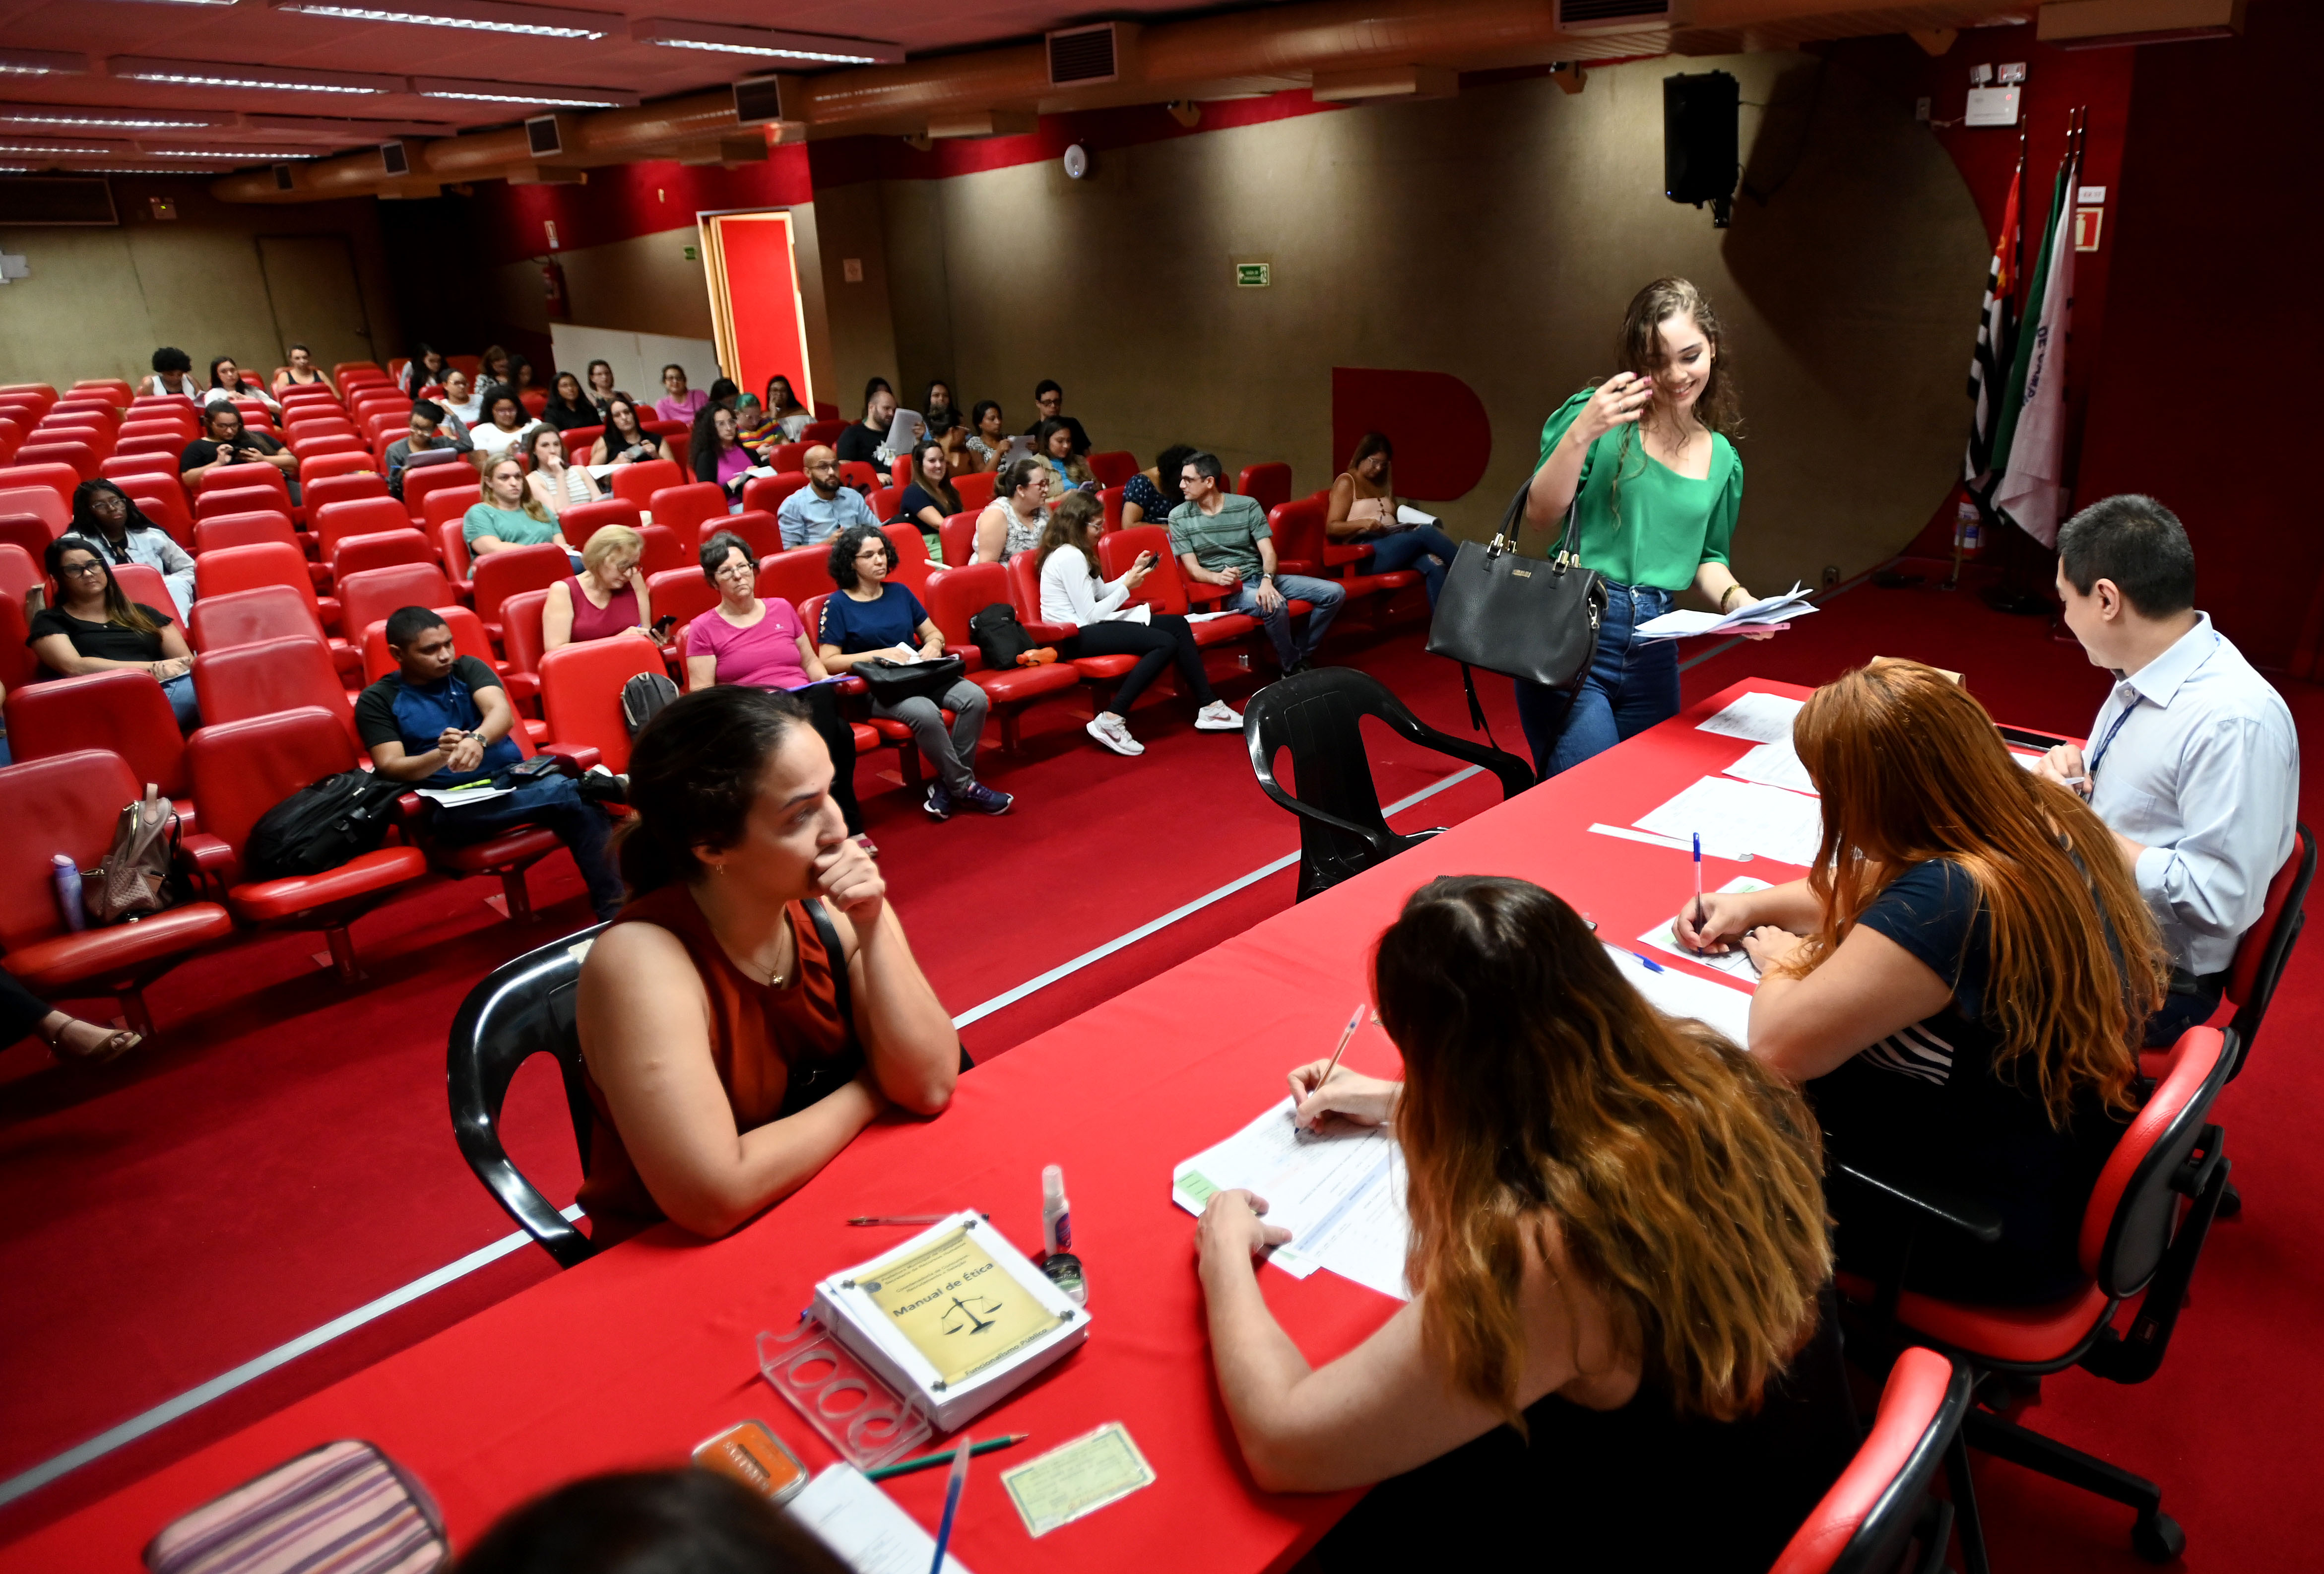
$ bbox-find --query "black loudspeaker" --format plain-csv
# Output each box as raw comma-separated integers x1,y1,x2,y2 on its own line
1664,70,1738,227
733,74,788,128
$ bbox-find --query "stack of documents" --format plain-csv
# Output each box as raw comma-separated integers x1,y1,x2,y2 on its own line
1602,944,1753,1046
1697,691,1805,744
1634,584,1818,641
1173,1105,1412,1301
1633,774,1825,867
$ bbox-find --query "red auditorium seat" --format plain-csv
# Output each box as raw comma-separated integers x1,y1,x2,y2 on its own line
0,463,82,515
20,443,103,483
561,424,604,456
336,563,457,652
557,497,641,543
766,442,808,474
953,470,1000,514
1236,461,1291,516
333,530,437,582
741,471,808,518
3,669,197,826
194,542,342,638
0,750,233,1039
196,462,288,499
836,460,879,495
403,460,479,525
1087,451,1140,488
923,563,1083,750
181,707,431,979
422,486,477,540
754,544,833,615
472,544,571,642
998,551,1140,700
647,482,727,543
358,604,500,687
538,636,666,774
609,459,684,512
298,452,379,488
802,420,846,446
119,478,194,547
0,513,53,563
194,510,304,561
438,522,475,600
192,635,362,748
110,562,176,615
483,590,550,739
708,510,781,562
0,544,39,691
881,524,934,597
868,485,904,523
315,496,417,562
101,453,182,487
635,521,688,579
187,586,330,658
1097,525,1268,646
1767,1348,1970,1574
645,568,717,662
194,484,292,525
938,511,978,568
1271,494,1418,622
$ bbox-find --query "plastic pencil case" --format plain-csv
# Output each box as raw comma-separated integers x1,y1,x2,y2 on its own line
144,1439,449,1574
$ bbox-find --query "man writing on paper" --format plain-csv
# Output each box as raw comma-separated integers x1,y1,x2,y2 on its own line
358,606,627,921
2037,496,2298,1046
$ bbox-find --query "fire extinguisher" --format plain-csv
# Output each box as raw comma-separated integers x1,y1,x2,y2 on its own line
541,257,568,321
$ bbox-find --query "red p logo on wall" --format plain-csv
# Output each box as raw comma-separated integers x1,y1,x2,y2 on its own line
1330,368,1492,503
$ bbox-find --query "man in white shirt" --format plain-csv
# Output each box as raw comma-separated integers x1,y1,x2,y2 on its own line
777,446,877,549
2038,494,2299,1046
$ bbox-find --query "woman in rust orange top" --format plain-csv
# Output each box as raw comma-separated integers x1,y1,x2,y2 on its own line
576,686,958,1243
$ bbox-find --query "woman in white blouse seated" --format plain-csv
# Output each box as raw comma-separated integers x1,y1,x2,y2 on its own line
204,356,278,414
439,368,484,428
1035,491,1241,756
468,387,543,469
525,425,601,519
972,457,1051,565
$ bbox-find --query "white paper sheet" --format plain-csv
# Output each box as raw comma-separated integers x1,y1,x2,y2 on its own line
1604,944,1753,1046
414,784,515,808
1633,583,1818,641
787,1465,974,1574
1722,740,1817,796
1394,504,1439,527
1634,775,1825,868
1696,691,1805,745
1173,1101,1412,1301
1588,822,1694,853
885,409,927,451
1636,876,1772,982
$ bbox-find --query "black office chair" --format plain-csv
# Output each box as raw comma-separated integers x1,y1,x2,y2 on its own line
1243,667,1537,901
448,921,608,1268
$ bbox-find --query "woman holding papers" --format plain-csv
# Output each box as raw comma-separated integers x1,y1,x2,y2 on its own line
575,687,957,1245
1673,660,2164,1303
1519,277,1768,777
1196,875,1852,1570
1326,433,1458,606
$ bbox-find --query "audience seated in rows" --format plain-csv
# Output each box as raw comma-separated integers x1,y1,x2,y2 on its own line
387,399,472,498
1197,875,1848,1570
891,440,960,540
2,963,142,1066
817,523,1009,820
146,346,203,400
467,456,580,569
692,402,753,501
592,397,672,468
469,387,544,468
1036,490,1243,756
654,364,708,426
1026,379,1091,455
2036,494,2300,1046
540,372,599,433
974,457,1050,564
762,375,811,444
1121,443,1195,530
1171,451,1343,676
30,535,200,731
543,524,653,653
358,606,624,921
525,426,600,520
274,344,327,393
181,401,298,502
205,356,277,413
1675,659,2161,1303
685,531,863,837
835,379,897,469
1036,416,1095,491
573,684,957,1242
963,398,1010,471
457,1469,849,1574
1328,432,1458,606
72,478,194,616
776,447,876,549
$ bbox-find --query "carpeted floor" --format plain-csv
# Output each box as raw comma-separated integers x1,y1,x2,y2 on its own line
3,563,2319,1569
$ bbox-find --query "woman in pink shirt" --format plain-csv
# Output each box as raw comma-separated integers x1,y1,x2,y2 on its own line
655,363,710,425
684,530,865,839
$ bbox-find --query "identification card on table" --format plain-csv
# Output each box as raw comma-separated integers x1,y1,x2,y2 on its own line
1000,1422,1156,1537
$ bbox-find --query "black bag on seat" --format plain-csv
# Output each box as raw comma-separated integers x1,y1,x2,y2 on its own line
968,601,1035,669
620,671,679,738
244,770,407,880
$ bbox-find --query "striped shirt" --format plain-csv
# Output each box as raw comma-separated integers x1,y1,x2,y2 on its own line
1167,493,1271,580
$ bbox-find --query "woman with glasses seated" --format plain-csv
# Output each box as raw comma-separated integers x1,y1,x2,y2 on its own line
71,478,194,617
29,535,201,731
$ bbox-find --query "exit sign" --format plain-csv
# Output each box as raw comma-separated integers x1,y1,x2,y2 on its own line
1235,262,1271,288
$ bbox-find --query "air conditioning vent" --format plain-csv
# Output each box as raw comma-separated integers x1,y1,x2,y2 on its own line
272,163,296,192
733,73,790,127
1047,22,1118,86
0,177,118,226
380,140,409,177
1557,0,1671,29
526,115,563,157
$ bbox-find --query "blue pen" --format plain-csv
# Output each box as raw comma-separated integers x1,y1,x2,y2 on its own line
1629,951,1665,973
1691,833,1706,952
928,1433,970,1574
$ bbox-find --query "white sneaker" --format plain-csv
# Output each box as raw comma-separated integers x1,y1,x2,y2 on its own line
1086,713,1144,756
1194,701,1244,732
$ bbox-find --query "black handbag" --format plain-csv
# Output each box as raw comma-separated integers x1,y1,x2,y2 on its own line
853,652,967,706
1424,476,1606,744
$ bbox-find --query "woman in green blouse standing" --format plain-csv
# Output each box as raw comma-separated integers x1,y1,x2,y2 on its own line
1519,277,1766,777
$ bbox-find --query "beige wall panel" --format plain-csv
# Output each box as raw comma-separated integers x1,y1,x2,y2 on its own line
553,228,720,342
879,178,957,410
805,181,901,421
907,55,1983,596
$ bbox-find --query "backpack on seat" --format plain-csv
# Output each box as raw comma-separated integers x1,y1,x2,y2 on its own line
621,671,680,738
968,602,1056,669
245,770,407,880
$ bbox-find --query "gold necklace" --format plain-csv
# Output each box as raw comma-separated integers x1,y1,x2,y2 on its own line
739,920,793,987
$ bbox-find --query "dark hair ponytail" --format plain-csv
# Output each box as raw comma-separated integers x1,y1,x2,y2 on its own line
615,686,810,896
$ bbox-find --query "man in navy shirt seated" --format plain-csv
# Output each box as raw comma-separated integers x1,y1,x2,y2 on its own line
354,606,626,920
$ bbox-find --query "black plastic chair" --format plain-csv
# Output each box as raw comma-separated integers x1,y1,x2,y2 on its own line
1243,667,1537,901
448,921,608,1268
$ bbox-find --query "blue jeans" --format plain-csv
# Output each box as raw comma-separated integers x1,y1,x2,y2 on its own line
1513,582,1679,779
162,673,201,733
432,774,625,920
1224,574,1345,668
1354,526,1458,606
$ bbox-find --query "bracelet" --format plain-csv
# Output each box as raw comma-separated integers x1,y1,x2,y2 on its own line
1719,584,1744,610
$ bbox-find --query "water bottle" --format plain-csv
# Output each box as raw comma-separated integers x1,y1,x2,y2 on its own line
52,854,86,933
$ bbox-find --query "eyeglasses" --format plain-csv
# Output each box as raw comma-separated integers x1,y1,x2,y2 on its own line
59,560,106,578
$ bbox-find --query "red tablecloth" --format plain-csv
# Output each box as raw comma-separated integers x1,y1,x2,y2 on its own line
4,679,1816,1574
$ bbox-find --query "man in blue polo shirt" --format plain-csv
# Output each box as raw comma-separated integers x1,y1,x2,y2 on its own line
776,445,879,548
354,606,626,920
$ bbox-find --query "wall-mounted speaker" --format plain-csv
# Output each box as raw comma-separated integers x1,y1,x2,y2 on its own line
1663,70,1738,227
733,73,791,127
272,163,297,192
525,115,563,157
380,140,409,177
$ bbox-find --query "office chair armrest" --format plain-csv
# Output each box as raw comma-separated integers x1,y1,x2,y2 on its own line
1374,705,1537,800
538,741,602,773
1832,1162,2004,1245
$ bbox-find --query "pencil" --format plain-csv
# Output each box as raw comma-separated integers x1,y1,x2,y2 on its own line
1298,1001,1368,1130
849,1214,948,1226
866,1434,1029,1480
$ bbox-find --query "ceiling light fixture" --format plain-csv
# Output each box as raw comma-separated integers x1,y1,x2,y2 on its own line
0,104,227,129
104,57,405,93
627,18,902,65
266,0,609,39
141,146,323,157
0,140,120,155
409,75,637,107
0,49,93,76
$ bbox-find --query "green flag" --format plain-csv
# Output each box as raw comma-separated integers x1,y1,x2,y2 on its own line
1982,158,2066,487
